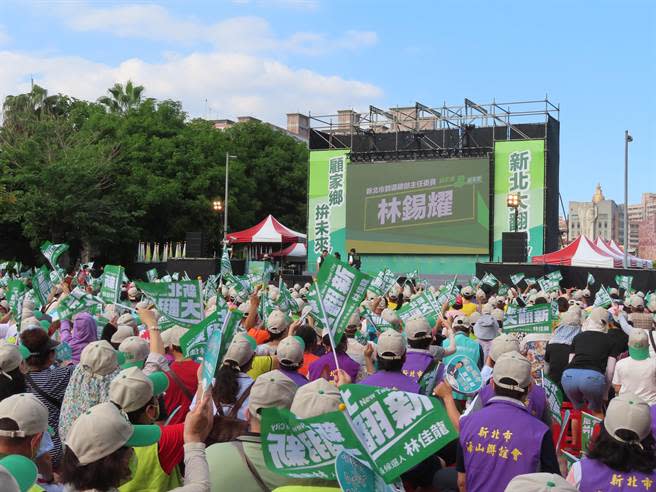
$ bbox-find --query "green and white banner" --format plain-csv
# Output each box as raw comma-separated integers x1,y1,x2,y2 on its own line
615,275,633,292
32,266,53,307
398,290,442,326
136,281,203,328
6,280,27,325
223,273,252,299
369,269,398,297
593,285,612,308
40,241,69,272
181,308,242,362
146,268,158,282
435,277,459,306
503,304,552,334
493,140,545,260
99,265,124,305
276,278,297,314
587,273,595,286
306,256,371,345
220,248,232,276
540,376,563,426
58,288,103,320
510,272,525,286
481,272,498,287
537,275,560,293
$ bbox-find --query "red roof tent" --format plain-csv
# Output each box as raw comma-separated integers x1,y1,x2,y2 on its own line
270,242,307,257
532,235,621,268
226,215,306,244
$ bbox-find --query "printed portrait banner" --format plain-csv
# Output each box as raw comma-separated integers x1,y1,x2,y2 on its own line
503,304,552,334
136,280,203,328
444,355,482,395
99,265,124,305
335,450,403,492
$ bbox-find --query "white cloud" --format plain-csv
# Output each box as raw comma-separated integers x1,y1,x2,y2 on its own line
63,4,377,54
0,49,383,124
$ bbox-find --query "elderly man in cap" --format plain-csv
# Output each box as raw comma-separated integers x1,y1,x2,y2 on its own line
206,370,302,492
361,330,419,392
457,352,559,492
0,393,49,492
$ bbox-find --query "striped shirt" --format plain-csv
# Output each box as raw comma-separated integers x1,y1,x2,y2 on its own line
25,365,73,466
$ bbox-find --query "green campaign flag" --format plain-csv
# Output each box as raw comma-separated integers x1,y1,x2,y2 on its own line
181,308,242,362
276,278,297,314
361,306,394,333
200,329,222,392
369,269,398,297
223,273,252,299
503,304,552,334
581,411,602,454
593,285,612,308
7,280,27,325
171,272,180,281
480,272,498,287
306,255,371,346
397,290,442,326
135,281,203,328
546,270,563,282
469,275,480,288
335,450,400,492
58,288,104,320
537,275,560,293
523,276,536,286
509,272,525,286
258,289,277,324
540,376,563,426
497,284,510,296
99,265,124,305
146,268,158,282
340,384,458,483
220,248,232,276
32,266,53,307
435,277,459,306
615,275,633,292
40,241,69,269
587,273,595,286
405,270,419,282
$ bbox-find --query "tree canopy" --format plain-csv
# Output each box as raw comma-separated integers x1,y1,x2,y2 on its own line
0,84,308,265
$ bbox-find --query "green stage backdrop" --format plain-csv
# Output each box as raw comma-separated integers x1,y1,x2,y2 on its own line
345,158,490,254
492,140,545,260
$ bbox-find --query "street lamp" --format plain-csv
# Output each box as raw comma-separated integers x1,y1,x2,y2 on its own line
212,200,223,212
224,153,237,245
507,192,521,232
623,130,633,268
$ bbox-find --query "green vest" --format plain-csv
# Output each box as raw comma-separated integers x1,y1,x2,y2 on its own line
119,442,182,492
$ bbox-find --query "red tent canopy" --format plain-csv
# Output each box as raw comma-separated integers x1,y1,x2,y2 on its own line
270,242,307,258
532,235,621,268
227,215,306,244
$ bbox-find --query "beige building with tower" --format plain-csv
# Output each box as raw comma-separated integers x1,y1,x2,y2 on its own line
568,184,622,243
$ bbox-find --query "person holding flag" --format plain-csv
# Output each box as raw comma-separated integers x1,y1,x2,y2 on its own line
360,330,419,393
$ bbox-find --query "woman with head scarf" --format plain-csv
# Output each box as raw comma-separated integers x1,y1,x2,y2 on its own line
544,304,582,387
58,341,121,443
60,312,98,364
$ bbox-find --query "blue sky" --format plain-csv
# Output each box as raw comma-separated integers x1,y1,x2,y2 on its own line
0,0,654,206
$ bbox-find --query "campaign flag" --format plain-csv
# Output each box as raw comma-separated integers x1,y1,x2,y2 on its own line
480,272,498,287
615,275,633,292
180,308,242,362
58,288,104,320
340,384,458,482
537,275,560,293
503,304,552,334
223,273,252,299
171,272,180,281
497,284,510,296
469,275,480,288
220,248,232,276
540,376,564,426
510,272,525,286
405,270,419,281
6,280,27,325
258,290,277,324
593,285,613,308
200,329,222,392
581,412,602,454
587,273,595,286
40,241,69,270
546,270,563,282
361,306,394,333
32,266,53,308
435,277,459,306
397,290,443,326
335,450,401,492
276,278,297,314
146,268,158,282
99,265,124,305
523,276,536,286
306,255,371,345
369,269,398,297
135,281,203,328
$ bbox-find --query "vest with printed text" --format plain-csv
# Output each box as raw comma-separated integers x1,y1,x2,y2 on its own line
459,398,547,492
360,370,420,393
402,349,433,383
580,458,656,491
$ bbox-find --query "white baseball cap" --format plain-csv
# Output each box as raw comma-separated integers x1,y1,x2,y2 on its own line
376,330,406,360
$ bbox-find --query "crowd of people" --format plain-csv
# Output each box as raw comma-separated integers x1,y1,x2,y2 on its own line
0,262,654,492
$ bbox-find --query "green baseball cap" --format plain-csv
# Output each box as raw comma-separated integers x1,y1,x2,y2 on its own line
0,455,38,492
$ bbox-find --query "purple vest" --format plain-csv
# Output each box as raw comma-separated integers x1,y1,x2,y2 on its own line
279,368,308,387
651,405,656,440
479,382,547,420
580,458,656,491
402,350,433,383
308,352,360,382
360,370,420,393
460,398,548,492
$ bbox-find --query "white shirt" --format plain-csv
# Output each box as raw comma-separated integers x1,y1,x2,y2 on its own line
189,372,253,420
612,355,656,404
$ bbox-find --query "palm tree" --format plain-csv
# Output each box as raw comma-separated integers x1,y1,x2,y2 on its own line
98,80,144,113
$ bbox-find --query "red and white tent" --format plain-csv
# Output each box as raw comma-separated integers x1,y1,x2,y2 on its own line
270,242,307,258
226,215,306,244
607,239,653,269
594,238,640,268
532,235,621,268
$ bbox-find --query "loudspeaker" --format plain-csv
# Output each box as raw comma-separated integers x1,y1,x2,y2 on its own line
502,232,528,263
185,232,208,258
